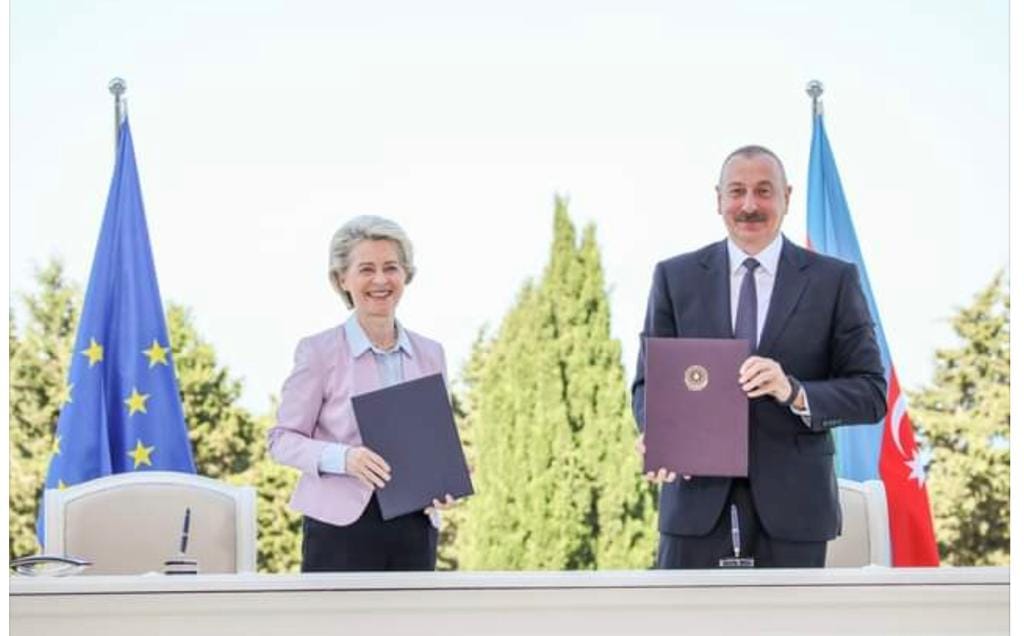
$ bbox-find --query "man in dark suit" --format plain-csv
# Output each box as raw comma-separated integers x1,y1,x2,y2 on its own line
631,145,886,568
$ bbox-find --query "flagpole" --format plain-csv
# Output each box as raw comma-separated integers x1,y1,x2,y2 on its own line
806,79,824,115
108,77,127,150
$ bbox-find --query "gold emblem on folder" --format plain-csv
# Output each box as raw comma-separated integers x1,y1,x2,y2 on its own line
684,365,709,391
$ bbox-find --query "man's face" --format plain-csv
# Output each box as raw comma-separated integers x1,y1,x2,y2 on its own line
716,153,791,254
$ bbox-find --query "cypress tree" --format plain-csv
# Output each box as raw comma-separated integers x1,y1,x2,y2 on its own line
455,197,656,570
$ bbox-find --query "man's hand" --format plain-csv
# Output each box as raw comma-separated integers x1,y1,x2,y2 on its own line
637,434,691,482
644,467,681,483
739,356,792,402
345,446,391,489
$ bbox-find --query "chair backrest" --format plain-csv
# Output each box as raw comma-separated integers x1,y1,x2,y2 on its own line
825,478,892,567
44,471,256,575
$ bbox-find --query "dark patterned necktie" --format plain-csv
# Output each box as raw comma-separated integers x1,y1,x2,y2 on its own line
734,257,759,348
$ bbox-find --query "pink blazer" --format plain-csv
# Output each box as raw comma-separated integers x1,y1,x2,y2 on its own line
268,324,448,526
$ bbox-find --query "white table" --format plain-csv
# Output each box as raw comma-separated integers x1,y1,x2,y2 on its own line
10,567,1009,635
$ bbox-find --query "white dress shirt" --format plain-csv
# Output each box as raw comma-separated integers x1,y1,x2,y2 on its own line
726,234,811,420
726,234,783,346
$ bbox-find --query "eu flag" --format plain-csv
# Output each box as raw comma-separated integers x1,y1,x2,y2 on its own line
38,117,196,543
806,99,939,566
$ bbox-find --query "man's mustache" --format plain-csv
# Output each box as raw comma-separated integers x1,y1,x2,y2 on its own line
735,212,768,223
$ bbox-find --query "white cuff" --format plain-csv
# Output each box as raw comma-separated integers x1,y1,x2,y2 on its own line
790,387,812,427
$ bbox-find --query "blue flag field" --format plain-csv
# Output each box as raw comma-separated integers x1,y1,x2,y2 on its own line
38,117,195,543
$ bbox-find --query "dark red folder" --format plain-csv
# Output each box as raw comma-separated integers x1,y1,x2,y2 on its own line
352,373,474,520
643,337,750,477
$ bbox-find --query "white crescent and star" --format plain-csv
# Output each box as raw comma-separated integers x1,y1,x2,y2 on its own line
888,392,908,458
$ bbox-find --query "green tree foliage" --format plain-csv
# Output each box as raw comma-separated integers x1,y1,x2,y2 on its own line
436,334,487,570
232,401,304,573
454,197,657,570
912,272,1009,565
8,259,302,571
166,304,260,479
9,261,79,559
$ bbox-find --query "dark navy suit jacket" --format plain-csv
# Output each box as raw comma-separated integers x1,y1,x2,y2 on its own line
631,237,886,542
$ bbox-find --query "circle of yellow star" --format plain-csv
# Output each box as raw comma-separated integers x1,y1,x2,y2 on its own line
128,439,155,469
124,387,151,416
81,338,104,367
57,479,68,491
142,340,169,368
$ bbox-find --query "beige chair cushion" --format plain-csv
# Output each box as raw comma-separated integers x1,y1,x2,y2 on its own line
826,479,890,567
61,483,238,575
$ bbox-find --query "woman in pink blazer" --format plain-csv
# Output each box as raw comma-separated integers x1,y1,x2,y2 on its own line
268,215,452,571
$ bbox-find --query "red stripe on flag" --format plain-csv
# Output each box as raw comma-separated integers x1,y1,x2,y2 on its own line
878,370,940,566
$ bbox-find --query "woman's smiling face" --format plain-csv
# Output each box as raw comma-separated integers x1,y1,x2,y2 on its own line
337,239,407,320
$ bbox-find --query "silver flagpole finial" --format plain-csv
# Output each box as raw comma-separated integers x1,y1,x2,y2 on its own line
108,77,126,98
108,77,127,149
805,80,824,116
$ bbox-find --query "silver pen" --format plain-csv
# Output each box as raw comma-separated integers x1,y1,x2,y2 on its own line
730,504,741,558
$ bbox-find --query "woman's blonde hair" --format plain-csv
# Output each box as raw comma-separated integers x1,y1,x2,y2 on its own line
328,215,416,309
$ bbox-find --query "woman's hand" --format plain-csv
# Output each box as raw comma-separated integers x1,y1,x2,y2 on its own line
424,494,457,515
345,446,391,489
637,433,691,483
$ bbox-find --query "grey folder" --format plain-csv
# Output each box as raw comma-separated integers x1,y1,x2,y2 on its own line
351,373,474,520
643,337,750,477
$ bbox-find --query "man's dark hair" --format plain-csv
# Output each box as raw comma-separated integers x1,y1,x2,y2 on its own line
718,145,788,187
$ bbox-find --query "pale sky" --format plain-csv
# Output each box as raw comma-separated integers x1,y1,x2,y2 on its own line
10,1,1009,414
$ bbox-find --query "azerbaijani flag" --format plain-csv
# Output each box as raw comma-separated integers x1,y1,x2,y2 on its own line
806,99,939,566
